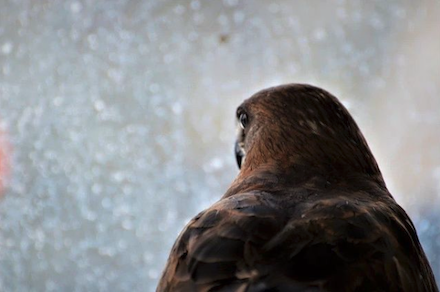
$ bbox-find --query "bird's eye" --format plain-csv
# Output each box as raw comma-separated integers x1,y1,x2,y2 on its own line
239,113,248,129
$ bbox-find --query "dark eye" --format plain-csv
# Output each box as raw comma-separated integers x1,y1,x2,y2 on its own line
239,113,248,129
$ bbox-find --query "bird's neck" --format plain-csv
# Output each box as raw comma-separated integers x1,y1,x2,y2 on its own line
223,162,387,199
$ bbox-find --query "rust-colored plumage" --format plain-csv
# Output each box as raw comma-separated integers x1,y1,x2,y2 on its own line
157,84,438,292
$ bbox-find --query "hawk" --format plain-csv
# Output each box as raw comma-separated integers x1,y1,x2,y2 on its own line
157,84,438,292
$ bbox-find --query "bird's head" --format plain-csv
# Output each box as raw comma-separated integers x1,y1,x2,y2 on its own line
234,84,384,186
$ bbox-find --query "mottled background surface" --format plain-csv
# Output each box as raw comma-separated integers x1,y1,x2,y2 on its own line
0,0,439,291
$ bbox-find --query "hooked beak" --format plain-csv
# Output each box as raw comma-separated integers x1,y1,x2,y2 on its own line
235,140,245,169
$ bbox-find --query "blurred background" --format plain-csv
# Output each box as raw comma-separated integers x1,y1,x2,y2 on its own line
0,0,439,291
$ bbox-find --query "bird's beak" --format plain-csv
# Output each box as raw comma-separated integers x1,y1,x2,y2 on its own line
235,140,245,169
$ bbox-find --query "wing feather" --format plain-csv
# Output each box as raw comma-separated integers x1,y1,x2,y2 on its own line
157,192,438,292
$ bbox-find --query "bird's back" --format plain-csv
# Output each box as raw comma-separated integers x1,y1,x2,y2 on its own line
157,187,438,292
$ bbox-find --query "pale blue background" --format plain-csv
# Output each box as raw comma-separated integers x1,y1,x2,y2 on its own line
0,0,439,291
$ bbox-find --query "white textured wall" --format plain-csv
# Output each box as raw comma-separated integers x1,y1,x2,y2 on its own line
0,0,439,291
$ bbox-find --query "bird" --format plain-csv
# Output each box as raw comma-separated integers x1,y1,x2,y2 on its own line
156,84,438,292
